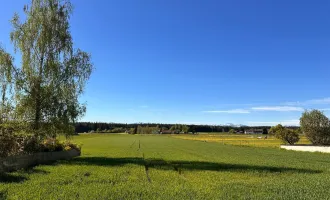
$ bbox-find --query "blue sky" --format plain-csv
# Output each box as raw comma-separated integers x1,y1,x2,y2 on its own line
1,0,330,126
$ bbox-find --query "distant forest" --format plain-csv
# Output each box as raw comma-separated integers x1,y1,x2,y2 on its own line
75,122,299,134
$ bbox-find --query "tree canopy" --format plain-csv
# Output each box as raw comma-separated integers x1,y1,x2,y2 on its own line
300,110,330,145
0,0,93,138
269,124,300,145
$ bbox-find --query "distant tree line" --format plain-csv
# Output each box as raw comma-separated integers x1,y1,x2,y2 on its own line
74,122,300,134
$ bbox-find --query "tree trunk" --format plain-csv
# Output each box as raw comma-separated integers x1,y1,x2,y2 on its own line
34,52,44,131
34,91,41,130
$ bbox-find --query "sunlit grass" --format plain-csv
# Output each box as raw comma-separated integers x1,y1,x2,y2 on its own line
172,133,311,148
0,134,328,199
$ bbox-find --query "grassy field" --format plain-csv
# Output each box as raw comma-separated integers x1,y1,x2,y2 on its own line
1,134,330,199
172,133,311,148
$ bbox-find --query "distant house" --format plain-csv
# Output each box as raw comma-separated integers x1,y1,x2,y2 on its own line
244,129,263,134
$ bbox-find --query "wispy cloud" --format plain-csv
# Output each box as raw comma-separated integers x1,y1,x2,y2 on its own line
285,97,330,106
320,108,330,111
251,106,303,112
204,106,304,113
247,120,300,126
203,97,330,115
203,109,250,114
306,97,330,105
209,103,257,107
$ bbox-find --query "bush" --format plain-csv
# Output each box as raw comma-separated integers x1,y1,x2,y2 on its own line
270,124,300,145
41,139,81,152
0,121,82,158
228,129,236,134
62,141,81,151
0,123,45,157
1,133,81,158
20,134,41,153
0,126,20,157
300,110,330,145
276,129,300,145
42,138,64,152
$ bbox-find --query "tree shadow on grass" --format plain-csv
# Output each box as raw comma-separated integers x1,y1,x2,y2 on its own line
0,190,7,200
0,173,27,183
63,157,322,174
0,169,49,183
22,168,49,175
0,191,7,200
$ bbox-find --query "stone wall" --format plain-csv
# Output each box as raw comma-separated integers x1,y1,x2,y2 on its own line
280,145,330,153
0,149,80,173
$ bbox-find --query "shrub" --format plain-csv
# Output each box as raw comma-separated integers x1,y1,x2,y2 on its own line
20,135,41,153
270,124,300,145
62,141,81,151
40,139,81,152
64,146,72,151
0,126,20,157
300,110,330,145
42,138,63,152
0,123,82,158
228,129,236,134
276,128,300,145
0,123,45,156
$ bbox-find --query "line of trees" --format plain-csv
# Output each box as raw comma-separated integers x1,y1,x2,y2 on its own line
74,122,291,134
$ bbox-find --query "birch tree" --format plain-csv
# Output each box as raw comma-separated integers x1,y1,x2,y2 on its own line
0,0,93,137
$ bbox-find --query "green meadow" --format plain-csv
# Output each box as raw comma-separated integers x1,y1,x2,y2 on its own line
1,134,330,199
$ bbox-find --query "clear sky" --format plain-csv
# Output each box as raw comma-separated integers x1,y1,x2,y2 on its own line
1,0,330,126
